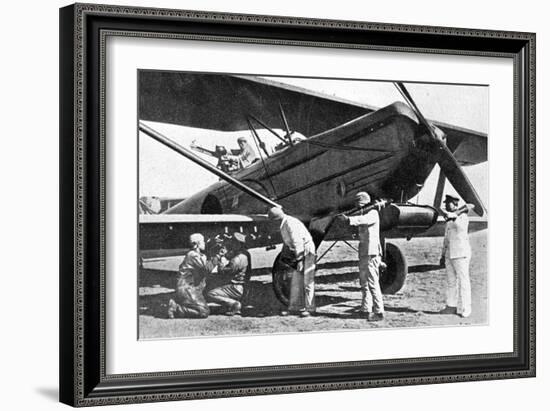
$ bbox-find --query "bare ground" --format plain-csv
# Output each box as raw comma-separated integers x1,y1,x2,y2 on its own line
139,231,487,339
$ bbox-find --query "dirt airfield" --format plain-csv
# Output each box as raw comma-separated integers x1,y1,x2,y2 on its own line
139,231,487,339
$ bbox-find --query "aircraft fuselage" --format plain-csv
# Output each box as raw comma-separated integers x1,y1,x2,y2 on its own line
166,102,437,224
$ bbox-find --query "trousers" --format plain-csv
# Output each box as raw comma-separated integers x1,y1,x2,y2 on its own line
445,255,472,316
288,250,316,312
358,254,384,313
206,284,244,308
172,274,210,318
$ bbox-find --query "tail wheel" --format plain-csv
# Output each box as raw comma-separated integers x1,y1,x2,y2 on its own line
380,242,408,294
272,252,292,306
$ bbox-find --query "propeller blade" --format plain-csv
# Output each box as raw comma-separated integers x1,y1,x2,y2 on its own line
436,141,485,216
394,82,485,216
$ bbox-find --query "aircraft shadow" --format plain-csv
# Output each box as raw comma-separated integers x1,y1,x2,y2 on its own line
140,268,177,289
316,262,443,275
315,270,359,284
337,285,360,292
316,260,358,270
408,264,443,273
385,306,419,314
325,303,419,317
139,283,353,319
139,266,360,319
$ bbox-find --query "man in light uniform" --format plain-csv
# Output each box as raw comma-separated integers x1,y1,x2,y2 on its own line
440,194,474,318
234,136,259,168
167,233,222,319
339,192,384,321
268,206,316,317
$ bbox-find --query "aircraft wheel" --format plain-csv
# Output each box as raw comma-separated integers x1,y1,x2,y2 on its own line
271,252,292,306
380,242,408,294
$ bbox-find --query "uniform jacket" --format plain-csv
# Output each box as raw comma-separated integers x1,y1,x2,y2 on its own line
442,213,471,259
178,249,216,287
349,209,382,256
219,251,251,285
280,215,315,260
238,143,259,168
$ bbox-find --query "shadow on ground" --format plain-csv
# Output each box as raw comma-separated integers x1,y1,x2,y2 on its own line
140,266,357,319
408,264,443,273
315,270,358,284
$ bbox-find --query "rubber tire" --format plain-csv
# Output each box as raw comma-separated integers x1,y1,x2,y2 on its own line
272,252,292,306
380,242,408,294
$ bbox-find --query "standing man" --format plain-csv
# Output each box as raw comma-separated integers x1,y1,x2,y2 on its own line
339,192,384,321
167,233,221,319
268,206,316,317
206,233,252,316
440,195,474,318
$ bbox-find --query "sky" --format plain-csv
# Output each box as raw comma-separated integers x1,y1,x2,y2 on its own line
139,76,488,208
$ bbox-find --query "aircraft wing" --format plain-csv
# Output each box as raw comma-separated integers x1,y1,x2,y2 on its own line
140,72,486,166
140,213,281,259
436,123,487,166
140,210,486,262
140,72,375,138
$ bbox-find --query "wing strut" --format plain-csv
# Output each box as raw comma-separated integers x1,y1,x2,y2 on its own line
246,118,270,157
139,122,281,209
278,101,294,146
246,118,280,198
248,114,287,144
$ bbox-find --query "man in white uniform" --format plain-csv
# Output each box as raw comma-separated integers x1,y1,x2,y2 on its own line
339,192,384,321
235,137,259,168
268,206,316,317
440,194,474,318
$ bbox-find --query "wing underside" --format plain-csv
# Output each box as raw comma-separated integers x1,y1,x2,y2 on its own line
140,212,487,260
139,72,487,166
140,214,281,259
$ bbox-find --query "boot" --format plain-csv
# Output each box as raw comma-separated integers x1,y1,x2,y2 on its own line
225,301,242,316
167,299,178,319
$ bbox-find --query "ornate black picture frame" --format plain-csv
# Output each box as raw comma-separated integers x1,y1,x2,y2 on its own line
59,3,535,407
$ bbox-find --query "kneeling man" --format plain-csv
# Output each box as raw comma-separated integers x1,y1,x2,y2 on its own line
167,233,221,319
206,233,251,316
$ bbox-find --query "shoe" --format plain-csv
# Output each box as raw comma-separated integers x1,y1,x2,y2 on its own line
280,310,290,317
299,311,311,318
355,307,371,318
459,311,471,318
225,301,242,316
368,312,385,322
439,305,458,315
167,299,177,319
354,304,370,313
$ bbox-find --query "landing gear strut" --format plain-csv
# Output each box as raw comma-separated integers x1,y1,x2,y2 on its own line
271,241,408,305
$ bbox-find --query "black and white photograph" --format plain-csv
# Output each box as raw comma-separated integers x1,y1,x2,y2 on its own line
137,71,488,339
1,0,543,408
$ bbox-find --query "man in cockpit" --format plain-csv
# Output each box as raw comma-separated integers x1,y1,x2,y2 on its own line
232,136,259,168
